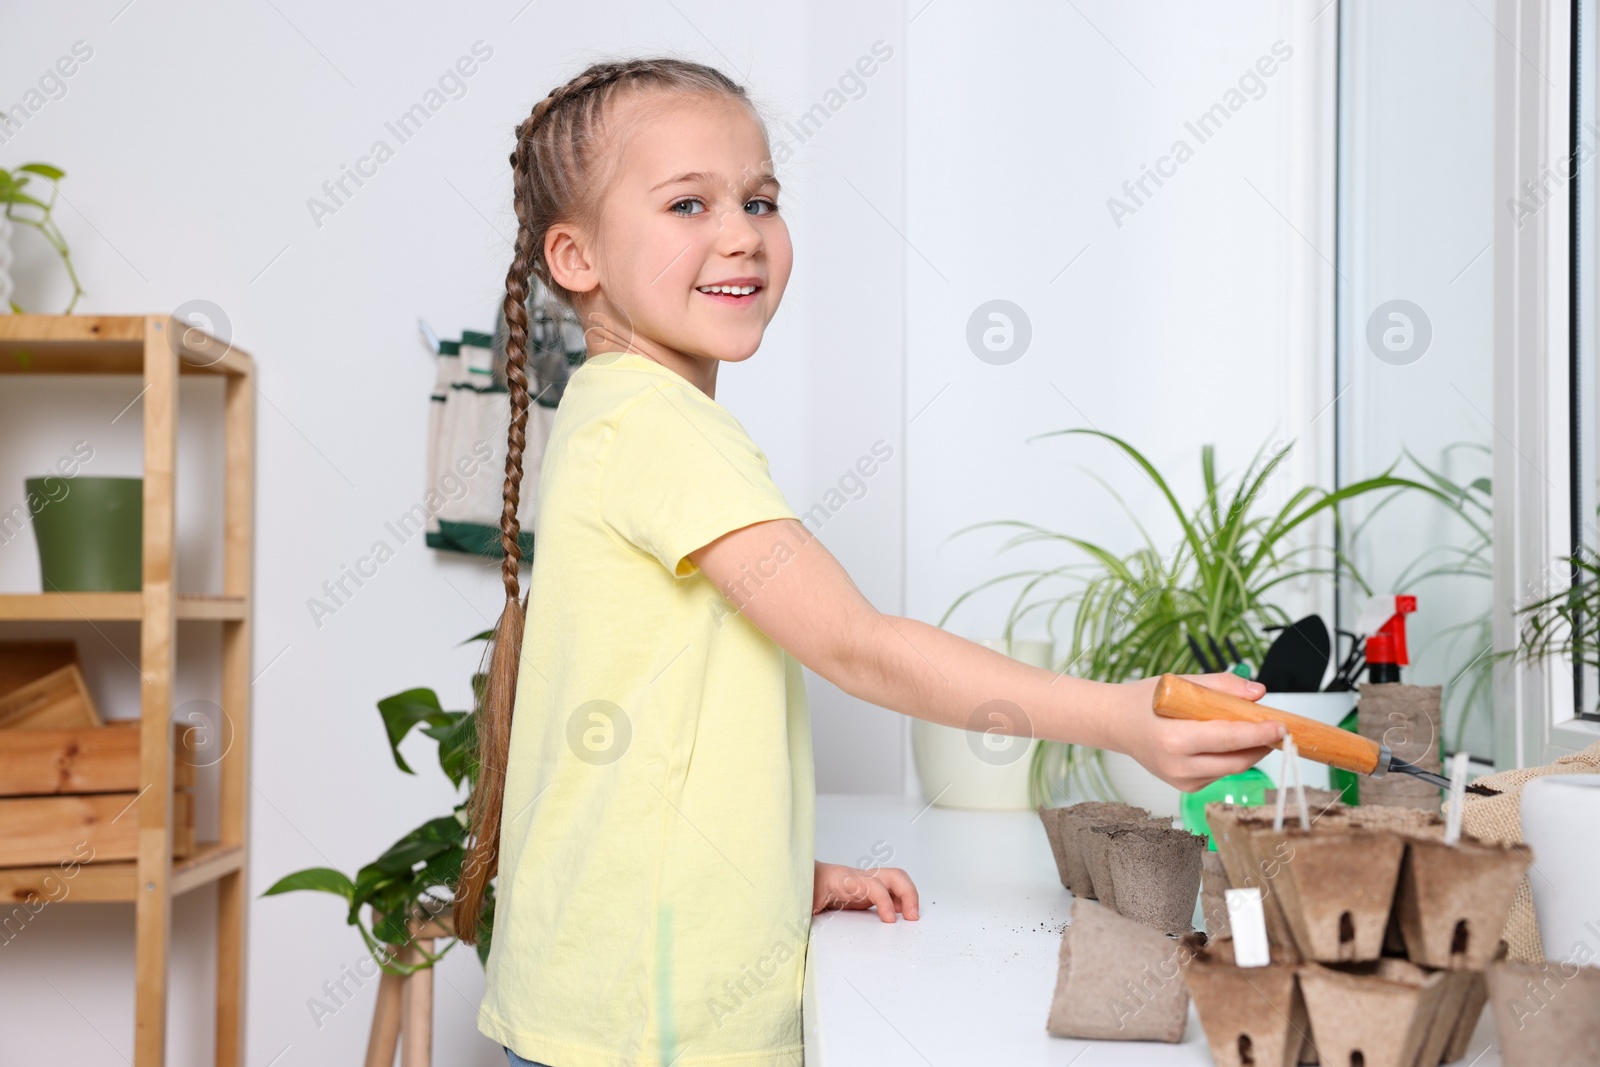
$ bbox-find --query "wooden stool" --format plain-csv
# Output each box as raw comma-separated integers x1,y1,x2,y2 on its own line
364,909,455,1067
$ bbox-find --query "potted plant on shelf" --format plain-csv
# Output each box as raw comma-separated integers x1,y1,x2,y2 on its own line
0,161,84,313
263,630,493,970
938,429,1444,814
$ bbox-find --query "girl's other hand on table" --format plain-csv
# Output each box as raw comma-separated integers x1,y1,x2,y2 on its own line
813,860,920,922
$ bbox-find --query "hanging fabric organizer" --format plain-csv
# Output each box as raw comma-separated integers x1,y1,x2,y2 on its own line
425,277,586,559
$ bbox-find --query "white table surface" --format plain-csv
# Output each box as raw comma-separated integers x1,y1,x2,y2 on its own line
804,793,1503,1067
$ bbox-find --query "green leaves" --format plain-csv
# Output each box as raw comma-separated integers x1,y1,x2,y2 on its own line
0,161,83,312
261,867,355,902
422,711,478,789
1515,543,1600,674
16,163,65,180
262,630,496,973
377,687,455,774
943,430,1448,806
352,815,470,947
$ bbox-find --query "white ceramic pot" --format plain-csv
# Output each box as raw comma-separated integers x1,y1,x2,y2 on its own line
910,637,1049,810
1100,749,1182,818
1520,773,1600,962
1254,691,1358,790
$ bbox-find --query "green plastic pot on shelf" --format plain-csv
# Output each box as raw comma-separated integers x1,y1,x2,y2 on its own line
26,476,143,591
1180,766,1273,850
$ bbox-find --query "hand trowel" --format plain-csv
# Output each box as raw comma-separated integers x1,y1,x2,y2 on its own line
1150,673,1500,796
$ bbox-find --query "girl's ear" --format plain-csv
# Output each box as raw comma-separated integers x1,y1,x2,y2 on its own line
546,224,600,296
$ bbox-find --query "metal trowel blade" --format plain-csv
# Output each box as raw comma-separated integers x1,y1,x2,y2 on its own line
1389,757,1500,797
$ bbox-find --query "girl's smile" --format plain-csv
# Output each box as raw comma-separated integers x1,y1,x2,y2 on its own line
695,276,765,305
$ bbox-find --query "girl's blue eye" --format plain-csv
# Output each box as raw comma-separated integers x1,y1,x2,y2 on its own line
669,197,779,217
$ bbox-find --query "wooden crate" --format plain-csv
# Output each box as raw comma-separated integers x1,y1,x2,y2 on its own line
0,721,196,796
0,662,102,729
0,790,194,866
0,639,80,696
0,721,200,866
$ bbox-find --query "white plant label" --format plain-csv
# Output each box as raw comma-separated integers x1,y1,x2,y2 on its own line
1226,887,1271,968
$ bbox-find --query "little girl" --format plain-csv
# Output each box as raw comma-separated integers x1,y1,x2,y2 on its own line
453,57,1284,1067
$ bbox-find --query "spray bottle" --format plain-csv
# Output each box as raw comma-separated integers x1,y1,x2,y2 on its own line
1361,594,1417,683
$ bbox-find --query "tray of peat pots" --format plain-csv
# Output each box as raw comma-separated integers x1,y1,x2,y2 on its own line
1179,932,1310,1067
1206,799,1449,964
1298,954,1493,1067
1036,801,1150,900
1085,821,1206,935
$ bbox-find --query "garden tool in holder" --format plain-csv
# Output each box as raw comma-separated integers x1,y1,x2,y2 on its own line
421,287,576,558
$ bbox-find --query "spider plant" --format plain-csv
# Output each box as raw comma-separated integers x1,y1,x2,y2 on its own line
1512,545,1600,677
938,428,1447,807
263,630,491,974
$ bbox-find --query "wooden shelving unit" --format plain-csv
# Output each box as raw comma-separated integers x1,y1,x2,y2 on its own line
0,314,255,1067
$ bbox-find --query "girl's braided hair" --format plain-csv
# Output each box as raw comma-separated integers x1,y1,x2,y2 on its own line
454,57,760,945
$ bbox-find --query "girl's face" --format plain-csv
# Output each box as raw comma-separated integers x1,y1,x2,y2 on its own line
549,92,792,385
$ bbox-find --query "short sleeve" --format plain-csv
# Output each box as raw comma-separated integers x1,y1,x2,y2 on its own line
598,381,799,578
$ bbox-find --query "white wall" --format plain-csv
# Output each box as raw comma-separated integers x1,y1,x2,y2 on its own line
0,1,1332,1063
903,1,1337,796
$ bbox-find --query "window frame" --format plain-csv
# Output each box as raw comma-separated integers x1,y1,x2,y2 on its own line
1493,0,1600,766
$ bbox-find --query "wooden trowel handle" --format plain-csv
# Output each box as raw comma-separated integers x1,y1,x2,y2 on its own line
1151,673,1382,776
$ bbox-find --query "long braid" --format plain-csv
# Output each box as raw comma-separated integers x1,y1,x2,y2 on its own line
453,57,764,947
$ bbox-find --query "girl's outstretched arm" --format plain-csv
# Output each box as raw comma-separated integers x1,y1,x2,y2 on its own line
690,518,1283,793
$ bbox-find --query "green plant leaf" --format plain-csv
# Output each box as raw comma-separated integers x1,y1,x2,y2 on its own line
366,815,465,874
17,162,65,180
474,895,497,967
421,711,477,788
348,814,467,926
261,867,356,903
0,189,49,210
1032,428,1205,561
377,687,453,774
372,907,414,946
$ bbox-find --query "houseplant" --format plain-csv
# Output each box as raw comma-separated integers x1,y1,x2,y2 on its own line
938,428,1444,810
263,630,493,972
1511,541,1600,679
0,161,83,313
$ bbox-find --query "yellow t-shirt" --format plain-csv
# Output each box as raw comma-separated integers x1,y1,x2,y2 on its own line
478,350,815,1067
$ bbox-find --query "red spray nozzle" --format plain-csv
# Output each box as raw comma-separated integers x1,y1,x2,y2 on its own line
1364,594,1417,666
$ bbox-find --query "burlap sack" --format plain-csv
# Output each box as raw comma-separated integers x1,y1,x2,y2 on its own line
1458,738,1600,962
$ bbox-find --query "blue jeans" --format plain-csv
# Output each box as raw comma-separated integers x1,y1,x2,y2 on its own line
504,1048,554,1067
